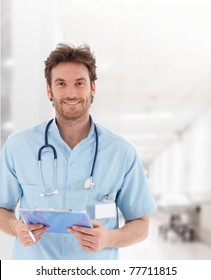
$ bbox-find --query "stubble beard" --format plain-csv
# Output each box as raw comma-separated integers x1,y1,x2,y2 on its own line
52,94,93,124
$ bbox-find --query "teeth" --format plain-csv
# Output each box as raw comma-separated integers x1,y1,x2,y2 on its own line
64,101,79,105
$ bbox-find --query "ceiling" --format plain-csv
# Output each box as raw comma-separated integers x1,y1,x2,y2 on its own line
56,0,211,165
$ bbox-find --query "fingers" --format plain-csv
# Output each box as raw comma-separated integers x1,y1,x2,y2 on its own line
67,220,100,235
30,225,49,240
26,223,45,231
71,230,98,252
67,220,109,252
20,233,39,246
16,220,48,246
67,224,96,251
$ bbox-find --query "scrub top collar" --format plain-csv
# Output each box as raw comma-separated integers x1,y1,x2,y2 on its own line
48,115,95,142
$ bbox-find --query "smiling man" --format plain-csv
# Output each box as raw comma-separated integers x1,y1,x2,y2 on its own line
48,62,95,121
0,43,157,260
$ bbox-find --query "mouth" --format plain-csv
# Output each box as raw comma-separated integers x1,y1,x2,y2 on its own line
63,100,81,105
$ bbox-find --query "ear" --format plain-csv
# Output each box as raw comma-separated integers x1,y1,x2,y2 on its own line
47,84,53,100
91,81,96,97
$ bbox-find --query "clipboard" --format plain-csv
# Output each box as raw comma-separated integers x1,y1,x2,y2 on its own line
18,208,93,234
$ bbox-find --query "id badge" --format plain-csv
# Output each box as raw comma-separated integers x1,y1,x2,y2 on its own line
95,202,116,219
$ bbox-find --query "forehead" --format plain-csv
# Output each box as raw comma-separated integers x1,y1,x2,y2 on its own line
51,62,90,81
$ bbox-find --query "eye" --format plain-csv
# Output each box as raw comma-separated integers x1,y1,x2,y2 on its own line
75,81,85,87
56,81,65,87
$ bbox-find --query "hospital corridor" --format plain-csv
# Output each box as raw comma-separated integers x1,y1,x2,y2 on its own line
1,0,211,260
120,213,211,260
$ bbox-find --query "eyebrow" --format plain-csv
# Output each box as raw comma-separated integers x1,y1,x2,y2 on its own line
54,77,88,83
75,77,88,82
54,78,65,83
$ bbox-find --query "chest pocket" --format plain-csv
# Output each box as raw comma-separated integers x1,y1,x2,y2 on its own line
89,190,117,205
89,191,118,225
21,184,49,208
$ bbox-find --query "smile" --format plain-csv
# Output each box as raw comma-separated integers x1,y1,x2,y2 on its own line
63,100,81,105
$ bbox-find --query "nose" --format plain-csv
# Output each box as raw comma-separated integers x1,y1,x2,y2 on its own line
65,85,78,99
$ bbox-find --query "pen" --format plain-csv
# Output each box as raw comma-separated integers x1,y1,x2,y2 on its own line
22,218,36,243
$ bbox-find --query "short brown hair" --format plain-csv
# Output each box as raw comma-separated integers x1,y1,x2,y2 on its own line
44,43,97,85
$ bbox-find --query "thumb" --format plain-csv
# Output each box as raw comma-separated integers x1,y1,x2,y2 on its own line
91,220,102,228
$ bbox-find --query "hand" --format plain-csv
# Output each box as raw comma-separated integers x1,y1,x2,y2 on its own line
67,220,110,252
16,220,48,246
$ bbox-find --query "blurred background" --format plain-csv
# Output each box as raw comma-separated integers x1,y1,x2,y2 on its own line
1,0,211,259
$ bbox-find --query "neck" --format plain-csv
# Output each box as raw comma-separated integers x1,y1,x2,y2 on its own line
56,114,91,149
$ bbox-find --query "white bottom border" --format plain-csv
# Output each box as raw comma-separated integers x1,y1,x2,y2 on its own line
1,260,211,280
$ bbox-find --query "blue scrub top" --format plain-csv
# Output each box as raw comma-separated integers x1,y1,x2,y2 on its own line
0,117,157,260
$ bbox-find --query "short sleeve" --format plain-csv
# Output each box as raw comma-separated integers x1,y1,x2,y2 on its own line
116,147,157,220
0,139,22,209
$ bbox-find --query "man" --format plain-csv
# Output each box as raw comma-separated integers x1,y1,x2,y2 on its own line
0,43,156,259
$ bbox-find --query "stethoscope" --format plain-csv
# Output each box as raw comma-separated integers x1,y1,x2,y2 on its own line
38,118,98,197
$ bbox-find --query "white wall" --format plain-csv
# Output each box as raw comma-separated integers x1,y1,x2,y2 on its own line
186,110,211,196
11,0,61,131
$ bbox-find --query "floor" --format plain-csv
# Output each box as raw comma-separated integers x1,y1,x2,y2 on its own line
119,213,211,260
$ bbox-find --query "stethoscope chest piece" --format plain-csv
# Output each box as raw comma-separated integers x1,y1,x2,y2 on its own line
84,177,94,189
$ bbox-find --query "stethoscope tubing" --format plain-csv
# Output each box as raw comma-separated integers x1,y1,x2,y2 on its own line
38,119,57,161
90,124,98,178
38,117,98,196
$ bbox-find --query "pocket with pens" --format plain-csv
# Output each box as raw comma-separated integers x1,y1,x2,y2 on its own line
18,208,93,234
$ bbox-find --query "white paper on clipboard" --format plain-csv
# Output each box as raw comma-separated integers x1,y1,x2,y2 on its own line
18,208,93,234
